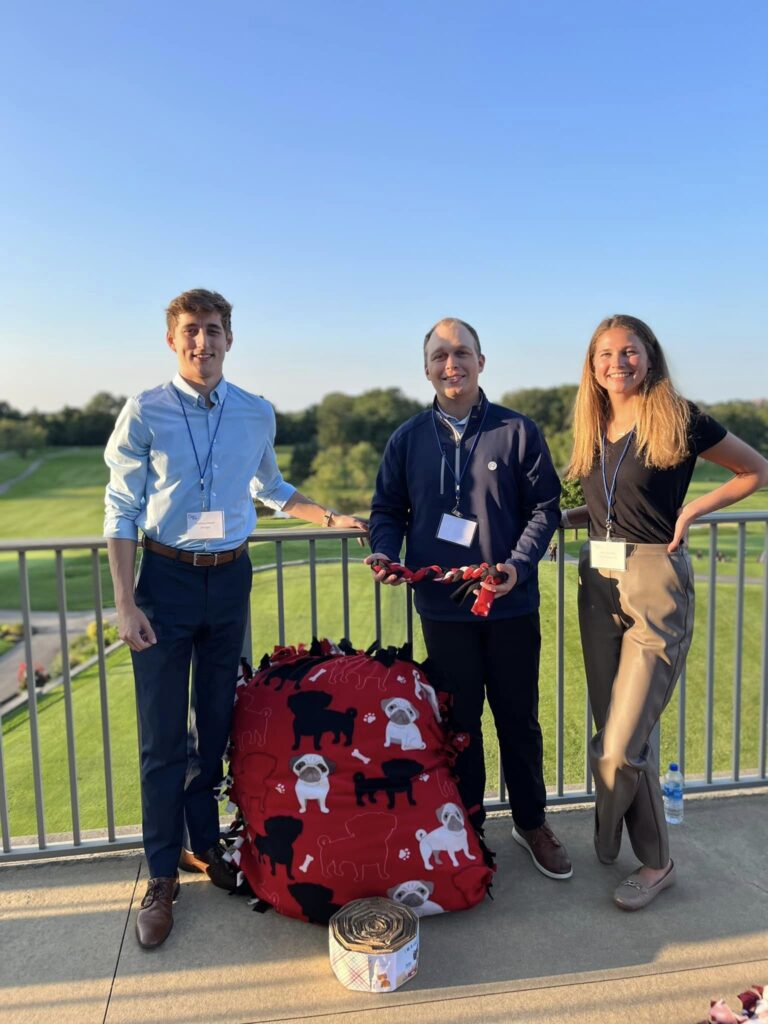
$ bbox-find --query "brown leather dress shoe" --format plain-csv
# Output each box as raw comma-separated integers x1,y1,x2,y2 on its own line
179,841,238,891
135,876,180,949
512,822,573,879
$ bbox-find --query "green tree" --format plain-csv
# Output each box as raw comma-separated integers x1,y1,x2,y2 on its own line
316,389,423,452
499,385,577,436
704,401,768,455
84,392,126,420
560,476,585,509
0,418,46,457
303,441,379,513
275,406,318,446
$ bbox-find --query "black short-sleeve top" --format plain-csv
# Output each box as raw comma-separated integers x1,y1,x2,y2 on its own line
580,404,727,544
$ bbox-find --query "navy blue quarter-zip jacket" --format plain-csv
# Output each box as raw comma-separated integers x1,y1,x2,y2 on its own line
369,392,561,621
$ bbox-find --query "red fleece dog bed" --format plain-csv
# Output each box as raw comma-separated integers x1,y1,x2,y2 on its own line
227,641,494,924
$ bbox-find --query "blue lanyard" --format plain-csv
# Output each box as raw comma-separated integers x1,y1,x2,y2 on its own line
174,388,227,495
600,429,635,537
432,401,490,515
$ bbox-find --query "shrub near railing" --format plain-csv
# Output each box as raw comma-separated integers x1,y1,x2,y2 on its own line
49,620,120,678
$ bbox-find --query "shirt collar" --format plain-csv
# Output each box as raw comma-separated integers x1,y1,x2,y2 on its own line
172,373,228,407
433,388,487,428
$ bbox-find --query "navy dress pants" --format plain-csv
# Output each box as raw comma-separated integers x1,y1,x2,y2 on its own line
131,548,252,878
421,614,546,832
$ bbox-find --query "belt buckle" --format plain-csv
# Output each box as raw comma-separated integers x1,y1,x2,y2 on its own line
192,552,218,567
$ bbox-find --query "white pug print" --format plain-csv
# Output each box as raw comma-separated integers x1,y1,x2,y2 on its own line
290,753,336,814
416,803,477,870
387,879,445,917
381,697,426,750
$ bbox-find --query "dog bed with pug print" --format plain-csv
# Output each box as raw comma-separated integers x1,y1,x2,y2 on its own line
226,639,495,925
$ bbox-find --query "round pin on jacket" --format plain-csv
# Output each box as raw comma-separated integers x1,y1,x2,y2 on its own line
487,461,497,471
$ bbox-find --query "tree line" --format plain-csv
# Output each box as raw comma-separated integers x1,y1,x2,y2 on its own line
2,388,767,512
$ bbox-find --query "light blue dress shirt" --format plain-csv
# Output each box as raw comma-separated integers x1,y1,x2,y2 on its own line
104,374,295,551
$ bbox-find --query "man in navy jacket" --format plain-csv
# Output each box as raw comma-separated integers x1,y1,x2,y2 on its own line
367,317,572,880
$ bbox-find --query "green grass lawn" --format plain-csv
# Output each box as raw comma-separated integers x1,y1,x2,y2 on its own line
3,560,764,838
0,445,326,611
1,446,766,838
0,451,44,486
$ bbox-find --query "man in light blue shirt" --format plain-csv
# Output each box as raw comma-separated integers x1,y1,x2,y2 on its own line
104,288,365,949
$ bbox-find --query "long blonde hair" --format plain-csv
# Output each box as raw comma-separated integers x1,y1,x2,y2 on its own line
567,315,691,479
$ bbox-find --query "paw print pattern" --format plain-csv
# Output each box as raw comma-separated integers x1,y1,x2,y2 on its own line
418,773,430,782
275,783,286,794
363,712,377,724
398,848,411,861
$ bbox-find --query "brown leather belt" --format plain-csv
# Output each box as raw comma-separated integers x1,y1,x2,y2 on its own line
141,536,248,567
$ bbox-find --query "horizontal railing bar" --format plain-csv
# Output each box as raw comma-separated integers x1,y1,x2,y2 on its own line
2,510,767,553
0,833,143,864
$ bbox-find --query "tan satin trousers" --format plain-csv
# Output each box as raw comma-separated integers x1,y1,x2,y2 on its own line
578,543,695,869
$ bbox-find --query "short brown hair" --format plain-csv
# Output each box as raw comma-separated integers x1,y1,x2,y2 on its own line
423,317,482,357
166,288,233,336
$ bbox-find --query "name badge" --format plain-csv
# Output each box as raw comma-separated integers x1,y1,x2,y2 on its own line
436,513,478,548
186,510,225,540
589,538,627,572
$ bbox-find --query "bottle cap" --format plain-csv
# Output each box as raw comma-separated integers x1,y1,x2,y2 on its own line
669,762,679,771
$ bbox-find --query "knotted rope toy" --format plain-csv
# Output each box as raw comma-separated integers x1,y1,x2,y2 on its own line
368,560,509,618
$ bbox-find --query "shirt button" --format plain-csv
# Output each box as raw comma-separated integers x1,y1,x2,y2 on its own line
212,492,217,497
214,464,218,469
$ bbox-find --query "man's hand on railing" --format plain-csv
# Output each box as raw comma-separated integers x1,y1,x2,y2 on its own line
117,603,157,652
330,514,369,547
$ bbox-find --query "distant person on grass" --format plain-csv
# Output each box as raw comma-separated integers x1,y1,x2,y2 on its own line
104,288,365,950
563,314,768,911
366,317,572,881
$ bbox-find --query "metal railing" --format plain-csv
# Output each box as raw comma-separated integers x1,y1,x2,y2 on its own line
0,511,766,862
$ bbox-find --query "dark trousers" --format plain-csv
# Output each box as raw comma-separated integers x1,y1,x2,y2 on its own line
132,548,252,877
421,614,546,831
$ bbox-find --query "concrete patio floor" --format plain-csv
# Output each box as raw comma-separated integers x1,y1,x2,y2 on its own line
1,792,766,1024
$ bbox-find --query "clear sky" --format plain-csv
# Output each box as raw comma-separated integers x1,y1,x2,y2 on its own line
2,0,766,413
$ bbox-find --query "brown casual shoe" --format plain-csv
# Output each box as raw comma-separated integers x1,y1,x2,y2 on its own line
179,841,238,891
512,822,573,879
135,876,180,949
613,860,675,911
178,848,208,873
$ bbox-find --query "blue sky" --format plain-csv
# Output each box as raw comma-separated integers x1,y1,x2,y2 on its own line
2,0,766,413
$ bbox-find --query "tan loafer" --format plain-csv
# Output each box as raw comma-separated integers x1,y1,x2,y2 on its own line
613,860,675,911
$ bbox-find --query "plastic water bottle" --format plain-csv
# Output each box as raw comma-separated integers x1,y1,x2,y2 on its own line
662,762,684,824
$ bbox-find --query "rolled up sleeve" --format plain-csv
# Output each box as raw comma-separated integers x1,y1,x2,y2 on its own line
249,405,296,511
103,397,150,540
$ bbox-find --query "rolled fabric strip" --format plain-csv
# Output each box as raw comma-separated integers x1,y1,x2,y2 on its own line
329,897,419,993
369,560,507,617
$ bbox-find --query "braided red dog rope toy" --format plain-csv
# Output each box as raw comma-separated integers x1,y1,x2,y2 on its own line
368,560,509,618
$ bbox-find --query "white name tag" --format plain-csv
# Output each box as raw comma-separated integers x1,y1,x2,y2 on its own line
186,510,225,539
437,513,478,547
590,538,627,572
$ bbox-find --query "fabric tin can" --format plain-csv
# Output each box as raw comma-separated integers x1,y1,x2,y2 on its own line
329,897,419,993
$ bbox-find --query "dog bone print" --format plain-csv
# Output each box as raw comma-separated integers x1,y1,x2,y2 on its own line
308,668,327,682
299,853,314,873
351,748,371,764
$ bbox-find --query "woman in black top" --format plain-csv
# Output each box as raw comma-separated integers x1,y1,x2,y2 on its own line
564,314,768,910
